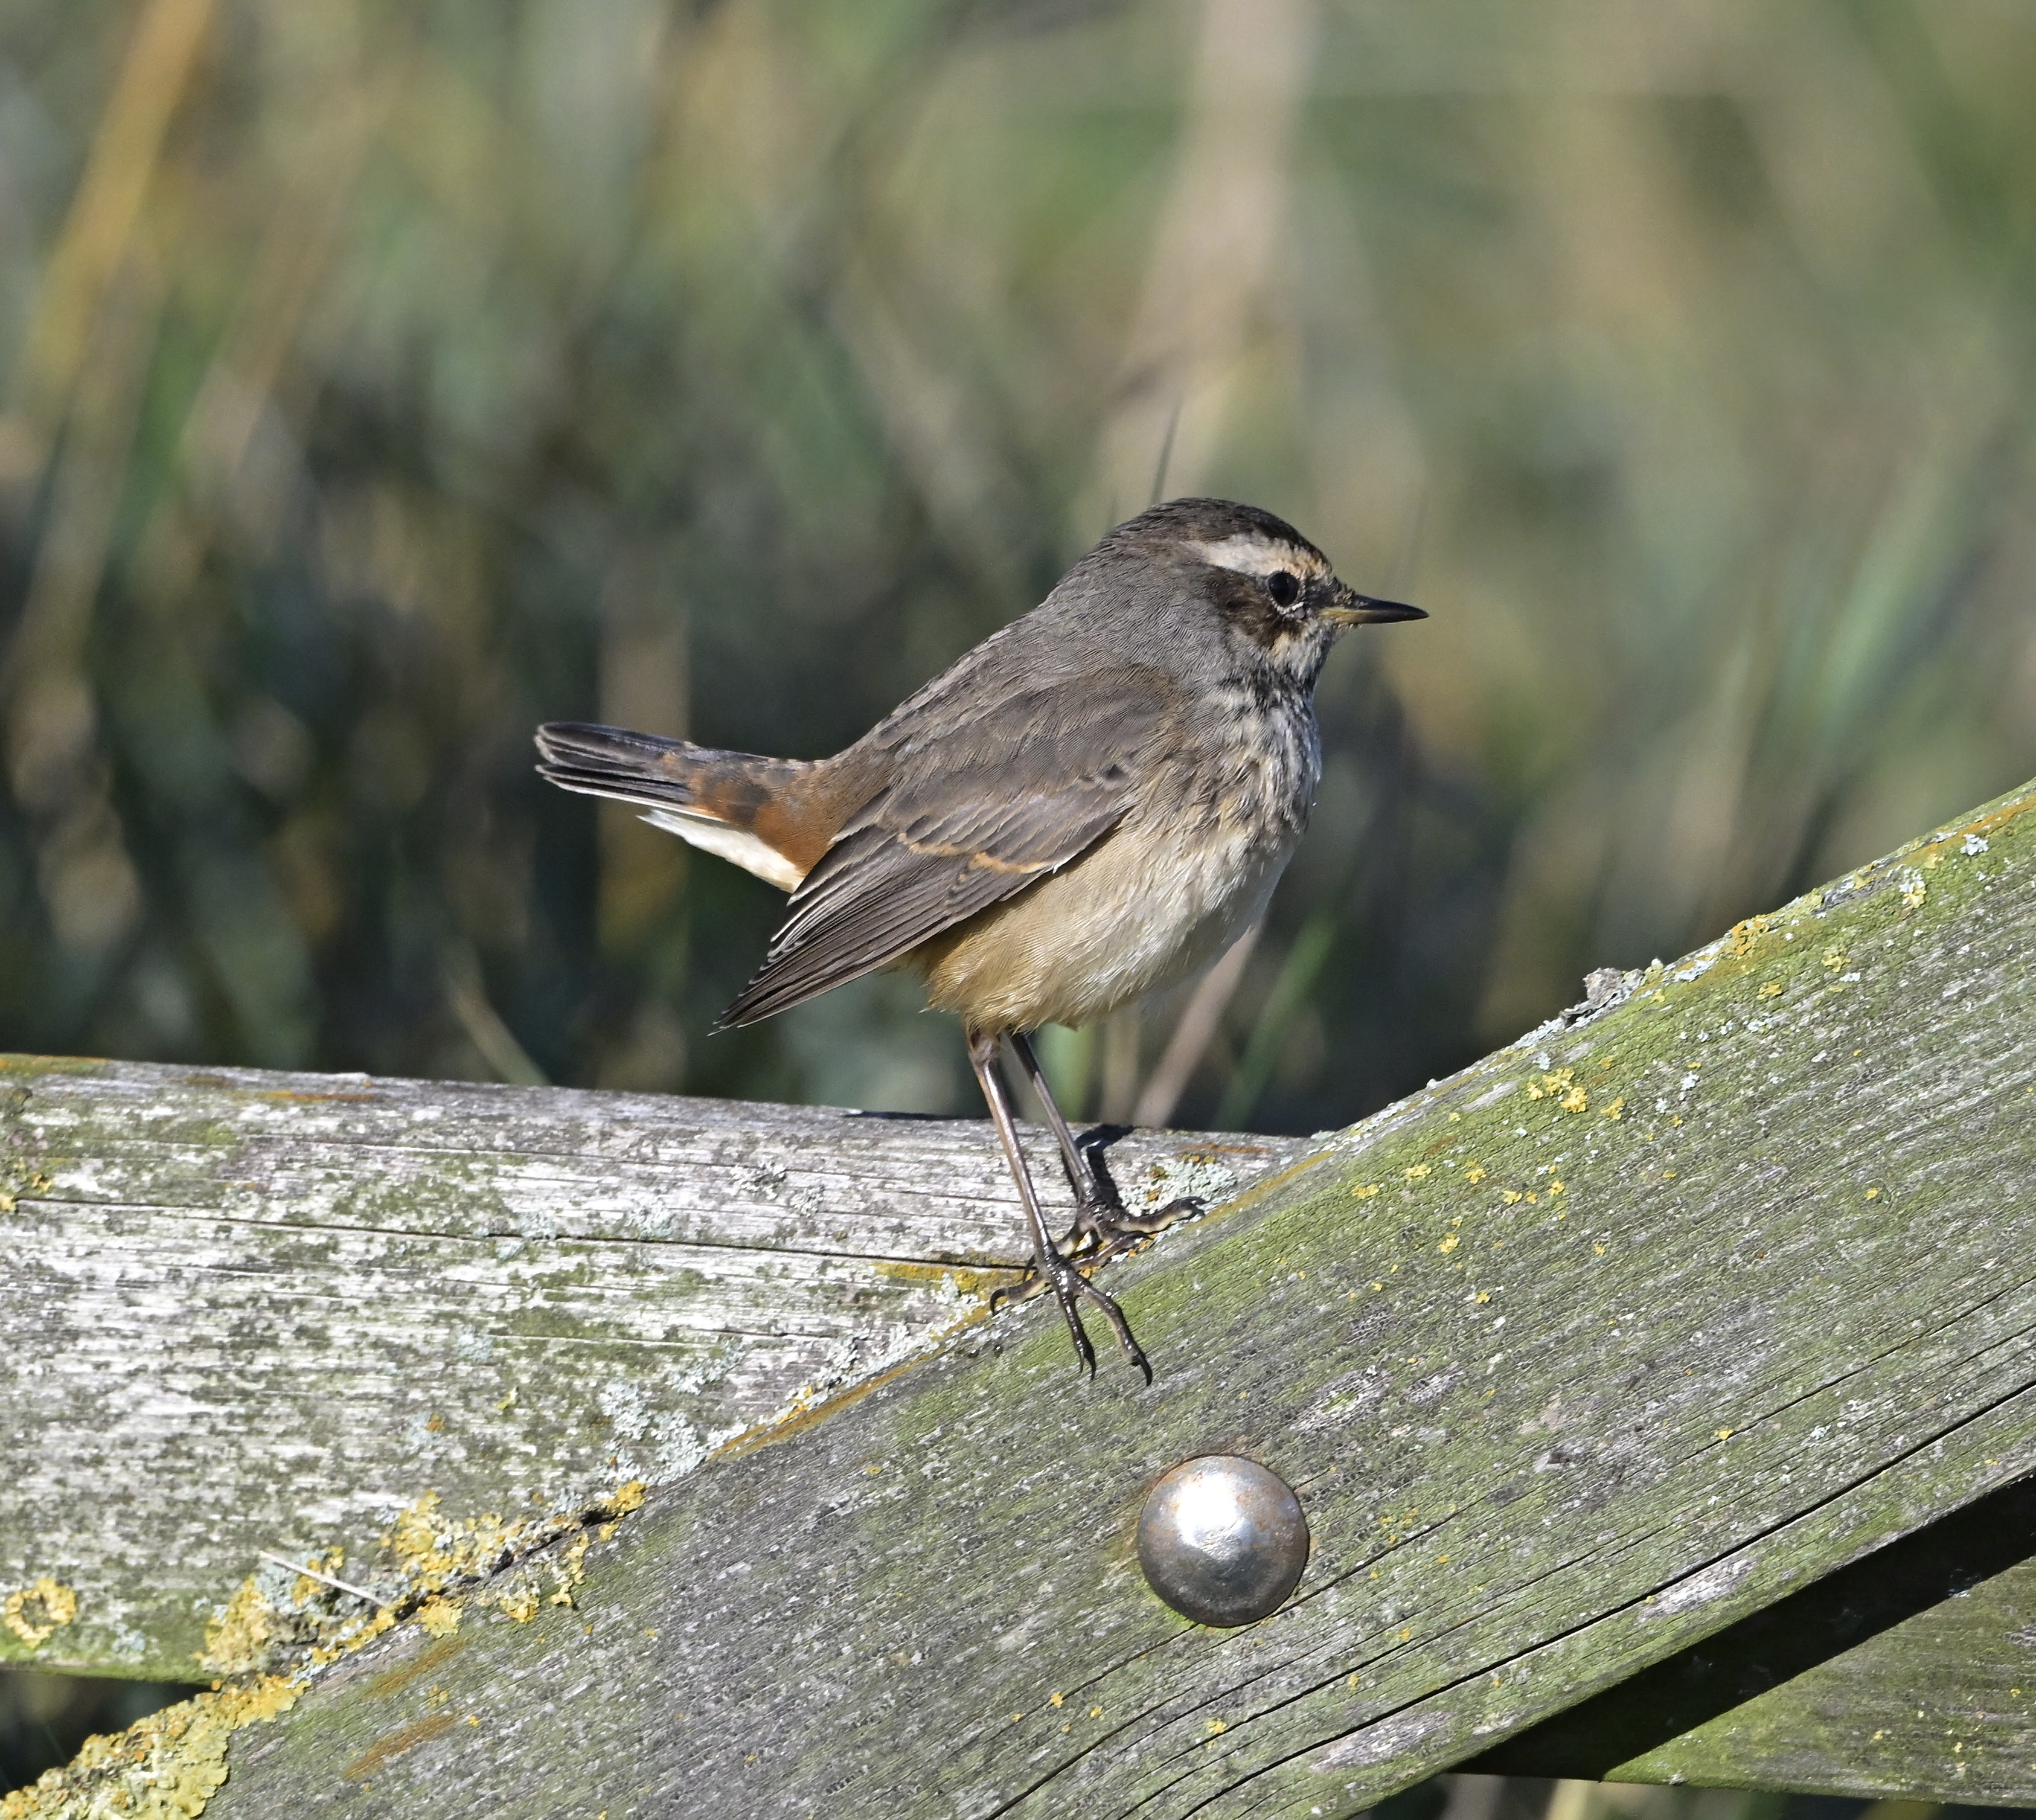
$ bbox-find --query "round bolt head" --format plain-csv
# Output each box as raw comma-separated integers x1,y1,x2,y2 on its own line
1136,1455,1308,1627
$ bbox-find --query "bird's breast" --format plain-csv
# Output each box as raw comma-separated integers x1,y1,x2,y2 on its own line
1197,678,1322,838
912,688,1321,1033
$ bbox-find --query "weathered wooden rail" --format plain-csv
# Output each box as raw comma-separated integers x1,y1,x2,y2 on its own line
4,776,2035,1818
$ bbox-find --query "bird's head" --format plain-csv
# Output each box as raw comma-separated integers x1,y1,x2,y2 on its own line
1103,497,1424,685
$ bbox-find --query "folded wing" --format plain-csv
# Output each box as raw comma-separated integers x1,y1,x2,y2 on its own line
716,668,1173,1027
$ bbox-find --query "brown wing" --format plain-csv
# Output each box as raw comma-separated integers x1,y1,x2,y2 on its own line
715,670,1172,1028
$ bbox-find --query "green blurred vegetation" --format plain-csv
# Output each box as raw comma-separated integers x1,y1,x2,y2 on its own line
3,0,2034,1142
7,1,2036,1793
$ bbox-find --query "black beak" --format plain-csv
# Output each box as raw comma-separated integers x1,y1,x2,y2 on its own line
1322,592,1427,627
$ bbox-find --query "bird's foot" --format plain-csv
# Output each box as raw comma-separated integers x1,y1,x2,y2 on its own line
1058,1192,1206,1265
989,1251,1151,1383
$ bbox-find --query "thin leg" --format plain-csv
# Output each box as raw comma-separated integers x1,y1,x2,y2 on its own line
1006,1031,1121,1219
967,1028,1150,1383
1007,1030,1205,1260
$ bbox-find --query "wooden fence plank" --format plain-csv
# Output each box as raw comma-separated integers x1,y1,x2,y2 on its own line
1473,1467,2036,1802
185,778,2036,1817
1612,1552,2036,1801
1,1063,1302,1681
7,777,2035,1817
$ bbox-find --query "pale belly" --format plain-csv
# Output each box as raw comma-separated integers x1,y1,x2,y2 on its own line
913,814,1297,1033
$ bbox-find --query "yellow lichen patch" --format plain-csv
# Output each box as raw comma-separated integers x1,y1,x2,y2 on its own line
496,1581,542,1623
415,1597,462,1638
1601,1098,1625,1121
1351,1183,1380,1199
306,1604,399,1668
866,1257,1010,1310
197,1578,276,1677
1727,915,1773,955
548,1533,592,1607
384,1492,475,1591
0,1168,54,1216
11,1476,652,1810
377,1482,644,1628
248,1477,648,1676
255,1088,381,1104
1525,1069,1575,1101
2,1578,78,1649
385,1493,449,1577
1404,1164,1431,1181
1438,1231,1460,1254
1759,981,1784,998
288,1550,350,1606
384,1492,536,1595
719,1357,921,1457
1558,1086,1588,1113
1464,1164,1486,1184
0,1675,299,1820
1823,949,1849,970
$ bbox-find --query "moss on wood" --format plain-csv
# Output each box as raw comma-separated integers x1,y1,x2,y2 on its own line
8,778,2036,1815
180,777,2036,1817
0,1060,1306,1680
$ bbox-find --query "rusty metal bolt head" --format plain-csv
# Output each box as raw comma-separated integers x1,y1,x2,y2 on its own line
1136,1454,1308,1627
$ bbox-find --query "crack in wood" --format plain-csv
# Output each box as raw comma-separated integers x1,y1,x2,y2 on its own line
6,778,2036,1812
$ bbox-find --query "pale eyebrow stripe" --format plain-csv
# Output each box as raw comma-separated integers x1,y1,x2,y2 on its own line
1187,534,1322,578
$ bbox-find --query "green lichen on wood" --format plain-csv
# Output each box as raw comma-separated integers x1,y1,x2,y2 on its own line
0,1579,79,1653
175,778,2036,1818
1600,1550,2036,1800
0,1053,1307,1680
0,1676,301,1820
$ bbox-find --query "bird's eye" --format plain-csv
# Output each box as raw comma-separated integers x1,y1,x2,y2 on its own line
1266,570,1302,609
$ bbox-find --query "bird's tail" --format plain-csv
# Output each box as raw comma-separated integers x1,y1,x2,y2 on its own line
534,722,825,891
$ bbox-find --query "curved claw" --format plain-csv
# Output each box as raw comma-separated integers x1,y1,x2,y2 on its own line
988,1273,1047,1314
989,1255,1153,1383
1077,1276,1151,1384
1047,1264,1098,1377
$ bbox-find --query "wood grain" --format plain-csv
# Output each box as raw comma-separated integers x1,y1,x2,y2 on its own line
1614,1552,2036,1800
1,1061,1301,1680
1473,1464,2036,1799
167,777,2035,1816
7,777,2036,1815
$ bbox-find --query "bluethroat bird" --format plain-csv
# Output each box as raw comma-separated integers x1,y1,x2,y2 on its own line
538,498,1424,1380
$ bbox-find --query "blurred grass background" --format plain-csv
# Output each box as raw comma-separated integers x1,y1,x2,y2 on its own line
5,0,2036,1130
4,0,2036,1796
